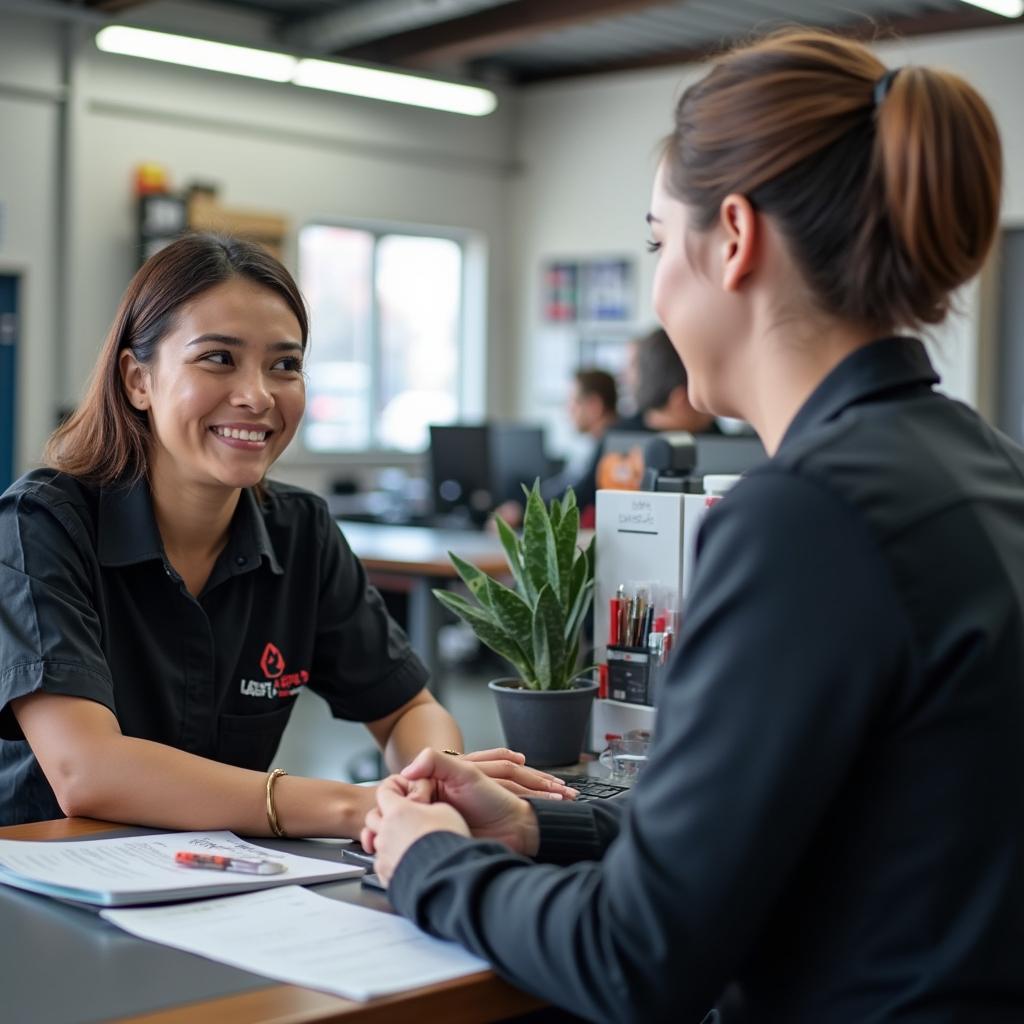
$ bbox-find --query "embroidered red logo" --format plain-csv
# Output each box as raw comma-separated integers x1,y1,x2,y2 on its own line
260,642,286,679
240,643,309,698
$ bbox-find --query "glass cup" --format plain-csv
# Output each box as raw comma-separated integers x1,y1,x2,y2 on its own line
599,736,650,782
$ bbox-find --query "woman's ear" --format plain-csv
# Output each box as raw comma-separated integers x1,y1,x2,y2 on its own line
118,348,150,411
718,193,758,293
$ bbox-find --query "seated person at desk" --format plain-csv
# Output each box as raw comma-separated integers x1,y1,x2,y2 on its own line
595,326,721,493
616,325,719,436
361,31,1024,1023
0,234,575,830
494,368,618,528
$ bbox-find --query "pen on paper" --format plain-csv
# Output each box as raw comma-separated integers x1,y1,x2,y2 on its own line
174,851,287,875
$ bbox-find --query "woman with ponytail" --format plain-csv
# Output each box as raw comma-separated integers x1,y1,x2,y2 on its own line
362,29,1024,1023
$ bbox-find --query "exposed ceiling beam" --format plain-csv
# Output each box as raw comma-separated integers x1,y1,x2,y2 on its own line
340,0,675,67
513,6,1009,84
284,0,507,55
80,0,150,10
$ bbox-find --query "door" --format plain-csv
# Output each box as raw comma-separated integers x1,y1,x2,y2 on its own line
995,229,1024,444
0,274,18,492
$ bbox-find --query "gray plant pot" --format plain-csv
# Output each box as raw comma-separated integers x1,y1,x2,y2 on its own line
488,676,599,767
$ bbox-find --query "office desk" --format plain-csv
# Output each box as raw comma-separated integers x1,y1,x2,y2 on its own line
338,521,509,687
0,817,543,1024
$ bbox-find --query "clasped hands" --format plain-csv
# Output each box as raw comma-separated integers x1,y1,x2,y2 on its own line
362,747,561,884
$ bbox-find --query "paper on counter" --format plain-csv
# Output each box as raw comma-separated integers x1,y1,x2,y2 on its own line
102,884,489,1001
0,830,361,906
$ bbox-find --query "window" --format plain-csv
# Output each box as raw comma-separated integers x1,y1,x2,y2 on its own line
299,224,464,453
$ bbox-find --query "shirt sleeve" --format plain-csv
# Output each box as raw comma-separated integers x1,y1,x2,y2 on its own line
387,468,915,1023
307,504,429,722
0,488,116,740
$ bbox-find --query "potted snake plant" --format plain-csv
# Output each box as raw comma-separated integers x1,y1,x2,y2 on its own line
433,481,597,766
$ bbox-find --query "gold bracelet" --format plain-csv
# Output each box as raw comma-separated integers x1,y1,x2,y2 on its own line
265,768,288,838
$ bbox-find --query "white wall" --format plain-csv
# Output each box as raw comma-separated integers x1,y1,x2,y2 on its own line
511,24,1024,438
0,13,63,474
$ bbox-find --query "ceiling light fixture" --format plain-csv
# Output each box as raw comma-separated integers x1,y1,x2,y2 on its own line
94,26,498,117
292,58,497,117
95,27,297,82
958,0,1023,17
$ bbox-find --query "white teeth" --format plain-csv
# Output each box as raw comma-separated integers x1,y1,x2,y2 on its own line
214,427,267,442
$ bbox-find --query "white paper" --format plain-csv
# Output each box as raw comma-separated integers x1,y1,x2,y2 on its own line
102,884,489,1001
0,831,361,905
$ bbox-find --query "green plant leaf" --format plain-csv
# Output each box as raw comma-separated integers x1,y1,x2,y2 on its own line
555,502,579,608
549,493,562,531
566,535,595,621
522,481,556,598
564,634,580,682
494,514,534,604
485,576,534,644
564,578,594,650
433,588,533,682
532,583,565,690
447,551,493,608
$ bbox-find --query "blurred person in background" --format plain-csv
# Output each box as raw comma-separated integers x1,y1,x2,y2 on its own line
495,368,618,528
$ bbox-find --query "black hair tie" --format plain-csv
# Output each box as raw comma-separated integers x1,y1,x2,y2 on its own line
873,68,901,108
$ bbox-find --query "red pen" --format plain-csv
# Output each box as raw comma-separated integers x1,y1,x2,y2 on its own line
174,851,287,875
609,597,621,646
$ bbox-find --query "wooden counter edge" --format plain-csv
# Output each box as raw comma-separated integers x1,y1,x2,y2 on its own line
110,972,544,1024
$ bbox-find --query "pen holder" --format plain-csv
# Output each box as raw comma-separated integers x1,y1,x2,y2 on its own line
606,645,654,705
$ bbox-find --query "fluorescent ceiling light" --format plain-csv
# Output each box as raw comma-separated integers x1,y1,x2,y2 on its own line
293,59,496,116
95,26,297,82
95,26,497,117
958,0,1023,16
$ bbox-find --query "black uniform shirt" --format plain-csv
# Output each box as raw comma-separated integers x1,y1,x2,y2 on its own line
388,337,1024,1023
0,473,428,826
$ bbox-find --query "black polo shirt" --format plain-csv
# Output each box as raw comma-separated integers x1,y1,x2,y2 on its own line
0,474,428,826
388,337,1024,1022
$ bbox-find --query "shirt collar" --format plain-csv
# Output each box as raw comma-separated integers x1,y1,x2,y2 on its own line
225,487,284,577
97,479,283,576
778,336,940,453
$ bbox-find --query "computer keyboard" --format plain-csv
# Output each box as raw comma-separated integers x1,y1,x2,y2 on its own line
558,776,630,801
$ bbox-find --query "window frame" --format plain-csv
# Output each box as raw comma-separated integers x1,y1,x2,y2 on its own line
283,216,485,464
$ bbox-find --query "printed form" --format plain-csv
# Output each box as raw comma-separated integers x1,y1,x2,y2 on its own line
0,831,361,905
102,883,490,1001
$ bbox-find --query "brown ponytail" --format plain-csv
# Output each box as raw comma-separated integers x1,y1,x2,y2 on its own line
663,29,1003,332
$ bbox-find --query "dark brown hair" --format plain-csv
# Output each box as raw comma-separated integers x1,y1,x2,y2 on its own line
574,368,617,414
634,327,687,413
45,234,308,485
662,29,1003,332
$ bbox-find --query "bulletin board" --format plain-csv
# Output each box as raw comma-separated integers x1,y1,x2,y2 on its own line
541,256,633,324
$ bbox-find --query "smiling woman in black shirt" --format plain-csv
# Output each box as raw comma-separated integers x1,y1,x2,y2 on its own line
0,234,574,833
361,28,1024,1024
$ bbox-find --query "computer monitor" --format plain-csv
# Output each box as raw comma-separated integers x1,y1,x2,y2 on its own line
489,423,550,505
428,423,550,526
429,424,493,525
